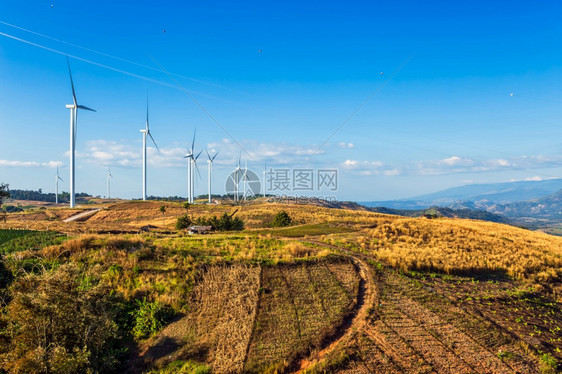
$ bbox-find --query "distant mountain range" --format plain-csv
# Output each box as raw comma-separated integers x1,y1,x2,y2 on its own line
359,179,562,233
367,206,510,223
360,179,562,209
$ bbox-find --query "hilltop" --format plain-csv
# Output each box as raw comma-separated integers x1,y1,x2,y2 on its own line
0,201,560,373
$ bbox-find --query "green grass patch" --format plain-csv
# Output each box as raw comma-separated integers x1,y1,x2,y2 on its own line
0,229,68,254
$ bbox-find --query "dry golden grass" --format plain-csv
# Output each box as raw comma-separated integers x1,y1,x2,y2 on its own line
325,217,562,286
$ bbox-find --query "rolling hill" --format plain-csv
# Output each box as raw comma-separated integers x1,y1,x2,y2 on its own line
0,201,560,373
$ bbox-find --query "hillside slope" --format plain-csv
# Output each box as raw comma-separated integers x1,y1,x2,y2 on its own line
1,202,561,373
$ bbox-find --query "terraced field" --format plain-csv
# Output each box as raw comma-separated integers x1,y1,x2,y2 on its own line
134,258,361,373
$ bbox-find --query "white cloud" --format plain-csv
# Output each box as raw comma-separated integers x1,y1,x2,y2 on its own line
0,160,62,168
510,176,554,182
384,168,400,176
343,159,396,175
414,154,562,175
75,139,327,169
338,142,355,148
525,176,545,181
440,156,474,166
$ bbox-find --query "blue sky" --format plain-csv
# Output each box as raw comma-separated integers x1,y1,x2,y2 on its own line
2,0,562,201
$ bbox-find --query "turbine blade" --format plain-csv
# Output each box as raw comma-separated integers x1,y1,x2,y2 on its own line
194,159,202,181
77,104,96,112
146,97,149,131
211,152,219,161
58,176,64,181
191,128,196,153
66,56,77,106
195,149,202,161
205,149,211,161
148,131,159,151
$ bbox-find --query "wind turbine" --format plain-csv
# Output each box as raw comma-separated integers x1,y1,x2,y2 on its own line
191,150,202,203
107,168,113,199
184,130,199,203
55,166,63,205
66,57,95,208
263,163,267,198
140,100,159,201
206,150,218,203
243,160,248,202
184,148,192,203
234,154,241,202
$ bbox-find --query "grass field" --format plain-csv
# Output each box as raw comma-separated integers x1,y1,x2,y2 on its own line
1,201,561,373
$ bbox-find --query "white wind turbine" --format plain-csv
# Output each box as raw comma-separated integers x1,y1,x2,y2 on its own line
262,163,267,198
184,148,192,203
243,160,248,202
184,130,199,203
55,166,63,205
140,101,159,201
234,154,241,202
66,57,95,208
191,150,202,203
107,168,113,199
206,150,218,203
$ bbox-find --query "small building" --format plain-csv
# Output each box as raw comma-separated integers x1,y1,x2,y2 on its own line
139,224,158,232
188,225,213,235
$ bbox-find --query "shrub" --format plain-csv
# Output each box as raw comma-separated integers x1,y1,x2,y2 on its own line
176,214,192,230
149,360,211,374
194,213,244,231
131,298,172,339
540,352,558,374
271,211,292,227
0,264,121,373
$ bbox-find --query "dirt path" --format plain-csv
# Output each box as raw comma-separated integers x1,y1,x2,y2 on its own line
293,239,530,373
294,250,376,372
62,208,100,222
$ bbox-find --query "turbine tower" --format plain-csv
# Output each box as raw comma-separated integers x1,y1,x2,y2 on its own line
55,166,63,205
234,154,241,202
191,150,202,203
184,148,192,203
140,100,159,201
263,163,267,198
66,57,95,208
184,130,198,203
243,160,248,202
206,150,218,203
107,168,112,199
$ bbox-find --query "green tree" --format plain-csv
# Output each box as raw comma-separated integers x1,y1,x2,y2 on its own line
176,214,192,230
0,183,9,222
159,205,166,226
182,201,190,212
271,210,292,227
193,213,244,231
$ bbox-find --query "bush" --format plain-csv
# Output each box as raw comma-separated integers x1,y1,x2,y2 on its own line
149,360,211,374
176,214,192,230
540,353,558,374
0,264,121,373
194,213,244,231
4,205,23,213
272,211,292,227
131,298,172,339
